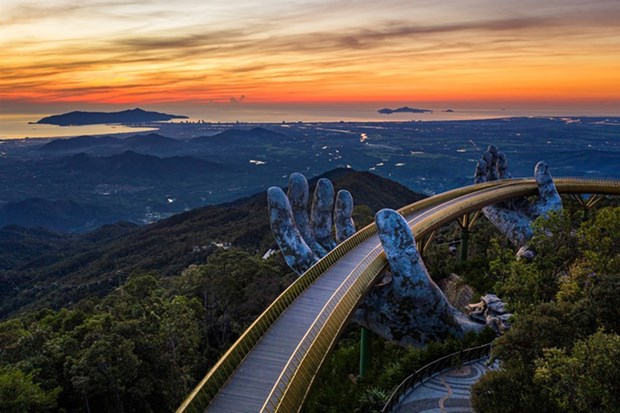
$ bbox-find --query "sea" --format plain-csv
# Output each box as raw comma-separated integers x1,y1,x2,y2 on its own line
0,114,157,140
1,105,618,140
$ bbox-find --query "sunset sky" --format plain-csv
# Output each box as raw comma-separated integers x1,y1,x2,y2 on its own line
1,0,619,114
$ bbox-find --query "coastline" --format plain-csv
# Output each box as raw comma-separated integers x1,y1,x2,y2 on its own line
2,107,619,140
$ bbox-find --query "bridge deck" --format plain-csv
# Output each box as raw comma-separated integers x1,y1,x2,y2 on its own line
205,203,433,413
205,231,385,412
192,178,620,413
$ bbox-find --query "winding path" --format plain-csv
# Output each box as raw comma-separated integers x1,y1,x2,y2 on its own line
393,358,499,413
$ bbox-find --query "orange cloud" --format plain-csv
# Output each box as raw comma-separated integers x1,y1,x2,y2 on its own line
1,0,619,109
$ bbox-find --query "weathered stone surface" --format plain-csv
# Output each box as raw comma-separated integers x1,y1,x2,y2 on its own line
269,173,513,347
287,173,328,257
353,209,482,347
267,187,318,275
438,274,475,313
530,161,562,217
334,189,355,243
481,294,507,314
479,202,533,246
269,173,357,275
497,151,511,179
311,178,338,251
482,144,500,181
474,146,562,248
474,159,488,184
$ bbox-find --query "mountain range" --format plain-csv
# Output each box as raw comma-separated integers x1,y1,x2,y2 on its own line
40,133,187,155
0,168,425,319
2,117,619,234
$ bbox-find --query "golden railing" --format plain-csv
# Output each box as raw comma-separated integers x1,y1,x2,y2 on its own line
381,343,492,413
178,178,620,413
176,181,504,413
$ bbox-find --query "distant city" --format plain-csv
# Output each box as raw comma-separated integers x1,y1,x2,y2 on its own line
0,110,618,232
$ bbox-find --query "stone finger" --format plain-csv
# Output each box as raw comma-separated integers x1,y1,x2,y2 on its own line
497,151,512,179
474,159,488,184
482,148,494,179
268,187,318,275
486,145,500,180
287,173,328,257
334,189,355,243
311,178,337,251
531,161,562,218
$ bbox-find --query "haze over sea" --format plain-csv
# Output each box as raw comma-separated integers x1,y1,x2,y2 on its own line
0,114,157,140
2,104,618,140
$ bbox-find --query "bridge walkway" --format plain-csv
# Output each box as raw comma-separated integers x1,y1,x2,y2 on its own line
206,203,438,413
179,178,620,413
206,228,386,412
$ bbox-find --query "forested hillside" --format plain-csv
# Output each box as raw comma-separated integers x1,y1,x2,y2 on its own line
0,168,425,412
304,198,620,413
1,172,617,413
470,205,620,413
0,168,424,319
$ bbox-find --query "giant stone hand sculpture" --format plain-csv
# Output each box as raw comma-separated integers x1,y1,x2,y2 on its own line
267,145,556,345
474,145,562,248
268,173,487,347
267,173,355,275
352,209,483,346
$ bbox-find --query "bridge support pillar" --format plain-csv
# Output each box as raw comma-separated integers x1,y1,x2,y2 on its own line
418,230,436,257
457,211,480,262
359,327,369,378
460,228,469,262
571,194,603,221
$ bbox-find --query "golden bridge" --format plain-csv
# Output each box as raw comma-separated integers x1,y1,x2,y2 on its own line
177,178,620,413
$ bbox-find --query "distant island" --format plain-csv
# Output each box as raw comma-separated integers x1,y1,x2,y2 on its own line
35,108,188,126
378,106,433,115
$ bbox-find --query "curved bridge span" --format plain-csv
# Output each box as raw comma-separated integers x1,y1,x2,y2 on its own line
178,178,620,413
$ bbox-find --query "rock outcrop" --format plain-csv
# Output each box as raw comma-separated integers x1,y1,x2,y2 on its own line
467,294,512,334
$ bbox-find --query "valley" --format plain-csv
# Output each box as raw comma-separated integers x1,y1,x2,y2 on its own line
1,117,618,232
